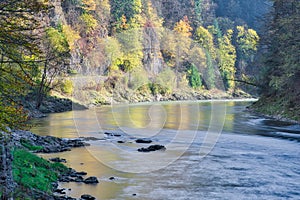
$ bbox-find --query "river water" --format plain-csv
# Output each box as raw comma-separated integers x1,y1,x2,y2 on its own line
31,100,300,200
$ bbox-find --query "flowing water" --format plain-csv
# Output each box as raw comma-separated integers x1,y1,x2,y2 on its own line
31,100,300,200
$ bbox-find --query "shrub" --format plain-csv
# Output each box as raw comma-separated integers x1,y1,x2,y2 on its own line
155,67,176,94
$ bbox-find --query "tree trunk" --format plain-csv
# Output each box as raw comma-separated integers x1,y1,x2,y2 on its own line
36,62,48,109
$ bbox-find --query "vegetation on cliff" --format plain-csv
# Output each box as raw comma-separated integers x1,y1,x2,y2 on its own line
252,0,300,122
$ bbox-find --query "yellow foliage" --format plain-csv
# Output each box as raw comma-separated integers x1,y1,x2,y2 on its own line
80,13,98,34
173,16,193,37
61,79,74,95
82,0,96,11
62,25,80,50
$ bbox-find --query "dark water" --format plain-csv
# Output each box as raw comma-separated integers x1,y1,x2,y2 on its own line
31,100,300,200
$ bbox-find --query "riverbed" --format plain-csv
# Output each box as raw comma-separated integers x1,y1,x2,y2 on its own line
31,100,300,199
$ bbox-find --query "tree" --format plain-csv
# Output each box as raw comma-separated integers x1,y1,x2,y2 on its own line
110,0,143,33
172,16,193,87
254,0,300,121
218,29,237,91
0,0,48,130
0,1,48,199
187,63,202,88
35,27,70,109
195,26,216,59
235,25,259,77
173,16,193,37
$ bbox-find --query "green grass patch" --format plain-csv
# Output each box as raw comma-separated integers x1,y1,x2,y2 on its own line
12,149,68,193
20,139,43,151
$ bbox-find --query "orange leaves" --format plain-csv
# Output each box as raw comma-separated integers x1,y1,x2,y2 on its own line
173,16,193,37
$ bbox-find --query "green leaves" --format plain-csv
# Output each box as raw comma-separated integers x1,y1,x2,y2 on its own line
46,27,69,54
80,13,98,34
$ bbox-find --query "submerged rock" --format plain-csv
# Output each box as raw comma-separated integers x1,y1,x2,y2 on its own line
137,145,166,152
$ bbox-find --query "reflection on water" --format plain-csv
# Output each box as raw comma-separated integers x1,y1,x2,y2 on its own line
30,100,300,199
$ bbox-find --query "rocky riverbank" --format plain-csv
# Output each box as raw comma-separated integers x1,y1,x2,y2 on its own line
249,95,300,124
23,94,87,118
0,130,99,200
76,86,254,107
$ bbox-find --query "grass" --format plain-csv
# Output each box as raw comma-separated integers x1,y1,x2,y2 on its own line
20,139,43,151
12,149,68,193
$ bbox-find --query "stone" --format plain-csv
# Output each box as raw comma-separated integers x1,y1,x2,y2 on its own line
74,176,84,182
84,176,99,184
76,171,88,176
54,188,65,194
81,194,96,200
135,138,152,144
104,132,122,137
137,145,166,152
49,157,67,163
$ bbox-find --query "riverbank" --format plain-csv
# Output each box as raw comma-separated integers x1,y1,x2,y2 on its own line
23,93,87,118
75,86,254,107
0,130,99,200
23,86,254,119
249,94,300,124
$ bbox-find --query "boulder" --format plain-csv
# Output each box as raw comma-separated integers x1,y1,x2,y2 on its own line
76,171,87,176
104,132,122,137
84,176,99,184
81,194,96,200
135,139,152,144
137,145,166,152
49,157,67,163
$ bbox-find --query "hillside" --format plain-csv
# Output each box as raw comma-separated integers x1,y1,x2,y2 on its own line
41,0,271,105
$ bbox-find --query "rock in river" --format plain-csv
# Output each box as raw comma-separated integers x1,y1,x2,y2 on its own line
84,176,99,184
135,138,152,144
81,194,96,200
49,157,67,163
137,145,166,152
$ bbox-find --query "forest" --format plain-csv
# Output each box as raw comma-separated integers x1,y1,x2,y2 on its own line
0,0,299,133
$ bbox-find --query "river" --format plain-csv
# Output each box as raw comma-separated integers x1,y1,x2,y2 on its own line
30,100,300,200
